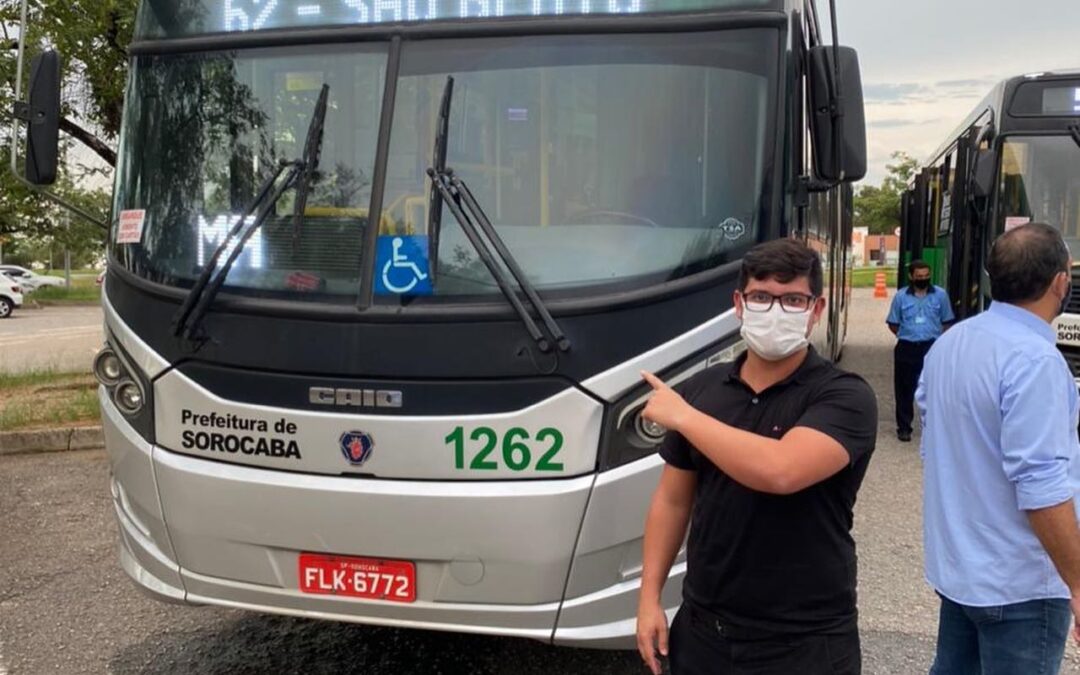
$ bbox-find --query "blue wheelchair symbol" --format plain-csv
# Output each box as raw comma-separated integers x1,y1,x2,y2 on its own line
375,235,433,296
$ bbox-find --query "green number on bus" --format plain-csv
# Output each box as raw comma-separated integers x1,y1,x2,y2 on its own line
445,426,565,472
535,428,564,472
503,428,531,471
445,427,465,469
469,427,499,470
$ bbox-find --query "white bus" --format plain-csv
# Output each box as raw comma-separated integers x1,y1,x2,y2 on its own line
13,0,865,648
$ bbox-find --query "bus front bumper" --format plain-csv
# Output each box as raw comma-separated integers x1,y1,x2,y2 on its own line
102,389,683,649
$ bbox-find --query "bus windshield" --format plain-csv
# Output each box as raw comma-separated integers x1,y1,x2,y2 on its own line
999,135,1080,257
111,29,776,304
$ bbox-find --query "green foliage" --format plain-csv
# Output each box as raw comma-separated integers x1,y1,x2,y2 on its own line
0,0,138,266
1,0,139,139
28,281,101,304
854,151,920,235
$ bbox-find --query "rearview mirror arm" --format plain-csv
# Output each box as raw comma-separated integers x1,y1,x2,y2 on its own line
8,0,108,230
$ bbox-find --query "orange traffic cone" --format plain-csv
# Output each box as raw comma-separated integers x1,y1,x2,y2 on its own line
873,272,888,299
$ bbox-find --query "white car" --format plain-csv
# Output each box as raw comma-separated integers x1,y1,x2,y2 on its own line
0,265,65,292
0,272,24,318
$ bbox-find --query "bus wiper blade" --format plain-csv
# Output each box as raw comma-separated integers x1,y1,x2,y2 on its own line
292,84,330,248
171,159,297,340
426,76,454,283
173,85,330,344
427,167,571,354
173,162,301,342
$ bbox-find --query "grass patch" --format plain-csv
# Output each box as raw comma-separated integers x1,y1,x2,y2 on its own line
27,281,101,305
851,267,898,288
0,370,100,431
44,268,101,277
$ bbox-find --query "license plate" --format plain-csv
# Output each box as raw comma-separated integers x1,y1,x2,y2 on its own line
298,553,416,603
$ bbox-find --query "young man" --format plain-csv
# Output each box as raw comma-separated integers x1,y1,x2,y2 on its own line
919,223,1080,674
636,238,878,675
887,260,954,442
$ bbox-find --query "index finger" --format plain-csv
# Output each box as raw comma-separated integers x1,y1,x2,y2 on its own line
640,371,669,391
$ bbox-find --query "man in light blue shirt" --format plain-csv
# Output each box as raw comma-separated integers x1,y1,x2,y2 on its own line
887,260,954,442
918,223,1080,674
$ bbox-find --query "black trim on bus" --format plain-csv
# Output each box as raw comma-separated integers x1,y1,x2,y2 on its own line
129,11,788,56
177,361,573,416
357,36,402,311
105,264,740,383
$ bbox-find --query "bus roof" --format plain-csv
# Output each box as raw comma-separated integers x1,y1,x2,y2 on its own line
924,68,1080,166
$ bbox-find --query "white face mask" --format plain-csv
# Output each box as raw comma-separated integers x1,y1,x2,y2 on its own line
740,304,812,362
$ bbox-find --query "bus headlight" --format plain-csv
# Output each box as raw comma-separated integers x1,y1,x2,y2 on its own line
635,413,667,443
93,349,123,386
598,338,745,471
113,380,145,415
94,333,156,443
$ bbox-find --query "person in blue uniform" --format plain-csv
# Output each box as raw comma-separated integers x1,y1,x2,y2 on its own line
887,260,954,442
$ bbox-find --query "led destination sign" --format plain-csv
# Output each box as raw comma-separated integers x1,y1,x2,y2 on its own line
216,0,759,32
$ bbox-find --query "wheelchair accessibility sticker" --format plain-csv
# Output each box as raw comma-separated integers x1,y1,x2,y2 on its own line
375,235,433,296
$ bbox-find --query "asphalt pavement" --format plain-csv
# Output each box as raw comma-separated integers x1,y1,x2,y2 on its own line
1,290,1079,674
0,305,103,374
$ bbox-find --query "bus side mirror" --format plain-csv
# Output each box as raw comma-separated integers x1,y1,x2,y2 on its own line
22,51,62,185
808,46,867,183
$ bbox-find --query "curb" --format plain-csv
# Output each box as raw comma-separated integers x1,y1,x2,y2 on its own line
0,425,104,456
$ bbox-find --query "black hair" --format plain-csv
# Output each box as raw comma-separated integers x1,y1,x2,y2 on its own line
909,260,931,275
738,238,824,296
987,222,1070,304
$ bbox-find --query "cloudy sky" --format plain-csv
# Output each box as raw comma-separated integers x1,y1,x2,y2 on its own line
826,0,1078,185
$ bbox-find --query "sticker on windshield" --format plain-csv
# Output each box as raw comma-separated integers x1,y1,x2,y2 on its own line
117,210,146,245
1005,216,1031,232
718,217,747,241
375,235,433,296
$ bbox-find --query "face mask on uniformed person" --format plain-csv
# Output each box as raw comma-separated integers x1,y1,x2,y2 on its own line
740,304,812,362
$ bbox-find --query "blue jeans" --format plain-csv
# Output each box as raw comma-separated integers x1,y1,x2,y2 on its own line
930,594,1072,675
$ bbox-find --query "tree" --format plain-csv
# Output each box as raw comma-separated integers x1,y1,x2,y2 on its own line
0,1,139,265
854,151,920,235
1,1,138,165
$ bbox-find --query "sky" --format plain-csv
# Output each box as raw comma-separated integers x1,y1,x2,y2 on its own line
825,0,1079,186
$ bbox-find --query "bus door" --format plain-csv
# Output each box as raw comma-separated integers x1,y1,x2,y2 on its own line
900,169,932,288
946,128,983,320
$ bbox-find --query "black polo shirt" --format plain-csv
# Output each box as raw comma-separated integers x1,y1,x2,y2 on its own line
660,347,877,636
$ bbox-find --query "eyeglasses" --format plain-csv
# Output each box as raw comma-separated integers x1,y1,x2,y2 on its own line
740,291,816,314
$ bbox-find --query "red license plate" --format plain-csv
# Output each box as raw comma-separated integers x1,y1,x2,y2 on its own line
298,553,417,603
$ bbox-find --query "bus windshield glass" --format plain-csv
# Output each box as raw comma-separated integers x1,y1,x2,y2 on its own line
136,0,775,38
111,30,775,303
382,31,774,298
111,44,389,302
999,136,1080,256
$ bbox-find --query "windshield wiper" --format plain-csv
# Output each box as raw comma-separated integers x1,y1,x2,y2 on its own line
292,84,330,248
427,169,569,354
172,84,330,344
427,76,453,283
425,76,568,354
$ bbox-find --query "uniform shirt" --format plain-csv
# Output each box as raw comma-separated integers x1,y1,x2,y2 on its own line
887,285,955,342
917,301,1080,607
660,348,878,635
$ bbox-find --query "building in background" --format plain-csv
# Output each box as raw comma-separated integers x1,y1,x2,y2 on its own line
852,226,899,267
